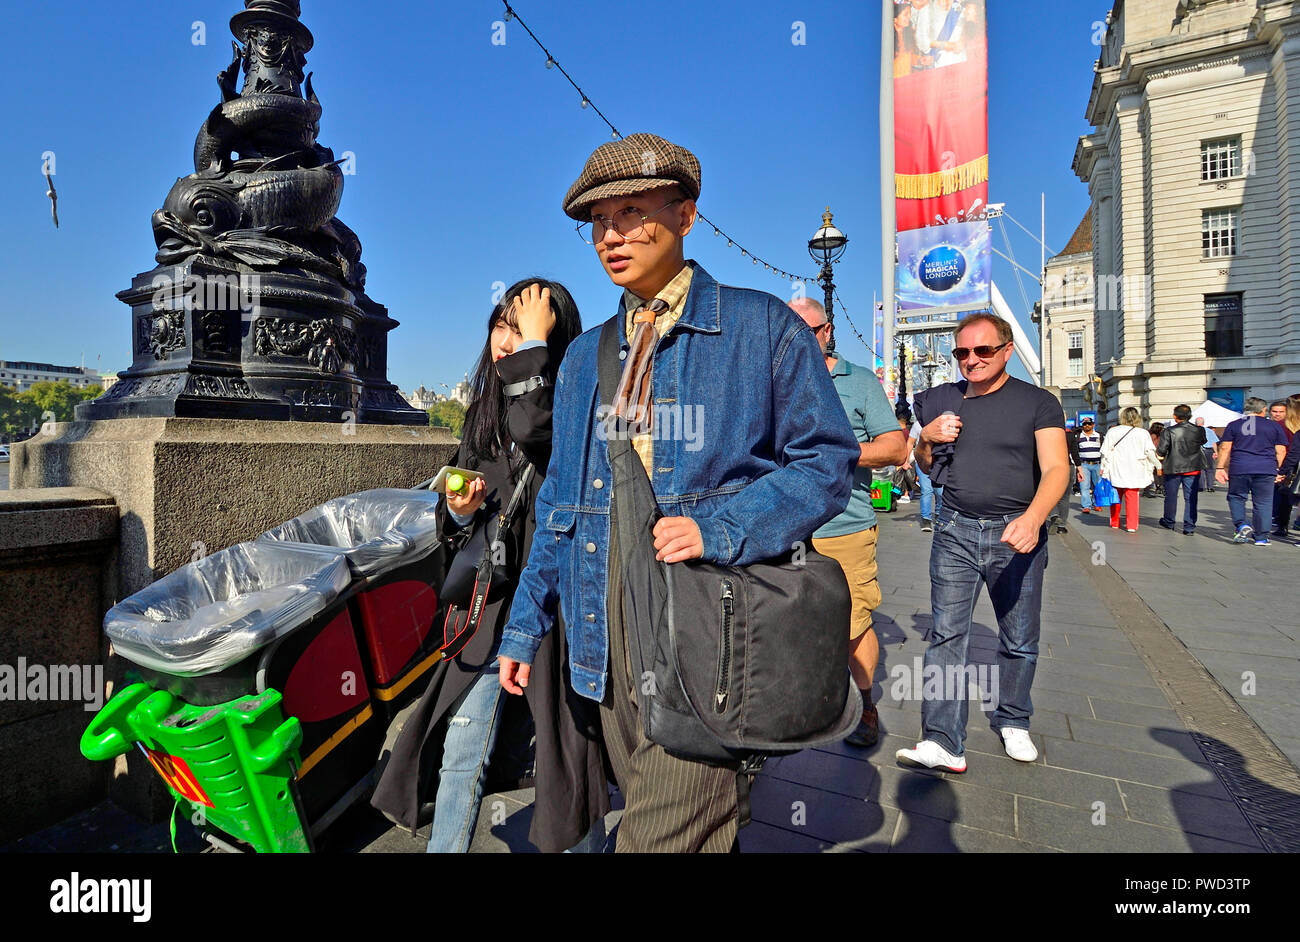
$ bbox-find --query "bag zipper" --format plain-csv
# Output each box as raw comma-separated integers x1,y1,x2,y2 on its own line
714,579,734,713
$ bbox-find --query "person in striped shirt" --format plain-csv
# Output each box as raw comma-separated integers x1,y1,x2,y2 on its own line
1076,418,1103,512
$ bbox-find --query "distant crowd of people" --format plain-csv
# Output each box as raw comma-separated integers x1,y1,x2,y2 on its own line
1044,397,1300,544
887,393,1300,547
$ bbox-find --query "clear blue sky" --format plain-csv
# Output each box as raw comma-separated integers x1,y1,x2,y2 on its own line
0,0,1108,395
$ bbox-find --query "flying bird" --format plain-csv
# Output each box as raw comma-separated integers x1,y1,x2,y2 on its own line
43,165,58,228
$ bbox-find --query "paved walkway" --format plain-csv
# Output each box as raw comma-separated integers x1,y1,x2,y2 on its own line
736,492,1298,852
1068,489,1300,770
450,488,1300,853
10,488,1300,854
360,489,1300,853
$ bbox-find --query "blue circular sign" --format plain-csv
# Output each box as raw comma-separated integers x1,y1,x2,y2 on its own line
918,245,967,293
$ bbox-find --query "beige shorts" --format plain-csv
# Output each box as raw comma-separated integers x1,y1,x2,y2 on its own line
811,526,882,641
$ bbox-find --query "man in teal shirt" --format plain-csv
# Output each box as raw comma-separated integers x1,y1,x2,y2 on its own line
791,299,908,746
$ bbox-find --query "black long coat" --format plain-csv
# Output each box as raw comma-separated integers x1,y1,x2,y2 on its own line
370,345,609,852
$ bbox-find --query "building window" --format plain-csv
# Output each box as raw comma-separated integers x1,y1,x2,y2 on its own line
1201,138,1242,181
1067,331,1084,378
1202,209,1238,258
1204,293,1243,358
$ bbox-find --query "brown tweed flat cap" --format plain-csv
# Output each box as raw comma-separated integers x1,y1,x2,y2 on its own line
563,133,701,221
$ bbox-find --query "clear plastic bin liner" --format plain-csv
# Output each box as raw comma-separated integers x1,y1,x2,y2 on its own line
256,488,444,576
105,542,353,676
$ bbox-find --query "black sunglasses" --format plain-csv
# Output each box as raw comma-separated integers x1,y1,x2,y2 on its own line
953,341,1010,361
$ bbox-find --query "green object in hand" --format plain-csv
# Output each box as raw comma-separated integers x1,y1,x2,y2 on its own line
447,473,465,494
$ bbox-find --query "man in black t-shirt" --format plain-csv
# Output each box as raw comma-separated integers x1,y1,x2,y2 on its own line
896,313,1069,773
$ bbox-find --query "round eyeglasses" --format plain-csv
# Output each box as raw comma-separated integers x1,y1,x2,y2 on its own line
576,198,683,245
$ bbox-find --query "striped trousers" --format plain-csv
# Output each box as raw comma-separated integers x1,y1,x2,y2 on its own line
599,519,741,853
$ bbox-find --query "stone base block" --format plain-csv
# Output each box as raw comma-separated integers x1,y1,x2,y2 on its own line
0,708,111,845
10,417,457,597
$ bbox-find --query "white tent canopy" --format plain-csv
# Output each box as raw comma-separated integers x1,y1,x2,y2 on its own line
1190,400,1242,428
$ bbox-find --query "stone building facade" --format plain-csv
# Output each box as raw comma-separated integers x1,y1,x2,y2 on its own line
1074,0,1300,425
1041,212,1096,423
0,361,103,394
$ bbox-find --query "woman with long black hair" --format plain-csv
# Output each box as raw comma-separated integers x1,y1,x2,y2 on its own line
372,278,608,852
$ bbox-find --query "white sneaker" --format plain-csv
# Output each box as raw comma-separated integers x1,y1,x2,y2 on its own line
1000,727,1038,762
899,494,912,503
895,739,966,772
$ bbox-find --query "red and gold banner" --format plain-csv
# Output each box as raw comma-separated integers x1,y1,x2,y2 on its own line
892,0,988,232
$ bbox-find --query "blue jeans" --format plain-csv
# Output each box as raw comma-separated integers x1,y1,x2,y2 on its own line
1227,473,1275,535
919,470,943,520
922,507,1048,756
1160,474,1200,532
427,646,506,853
1078,462,1103,510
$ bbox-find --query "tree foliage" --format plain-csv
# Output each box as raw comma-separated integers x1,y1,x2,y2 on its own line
0,386,39,440
428,400,466,437
21,381,102,422
0,381,102,440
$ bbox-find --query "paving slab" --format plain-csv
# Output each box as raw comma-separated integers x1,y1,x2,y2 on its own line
1087,697,1182,729
891,812,1061,853
1117,781,1263,847
749,775,898,848
1066,716,1208,764
1043,737,1228,793
1015,795,1261,853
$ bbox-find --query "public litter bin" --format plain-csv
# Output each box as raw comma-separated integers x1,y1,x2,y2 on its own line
257,488,447,721
83,540,374,849
870,467,898,513
82,684,309,853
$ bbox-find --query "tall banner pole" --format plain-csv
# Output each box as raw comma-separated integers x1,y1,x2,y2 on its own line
891,0,990,348
880,0,897,395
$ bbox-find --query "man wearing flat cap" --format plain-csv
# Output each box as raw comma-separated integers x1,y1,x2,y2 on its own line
497,133,858,851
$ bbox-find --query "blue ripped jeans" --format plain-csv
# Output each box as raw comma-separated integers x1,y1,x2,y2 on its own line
921,507,1048,756
427,644,506,853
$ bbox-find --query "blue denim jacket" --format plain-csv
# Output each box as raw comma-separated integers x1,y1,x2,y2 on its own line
499,261,859,701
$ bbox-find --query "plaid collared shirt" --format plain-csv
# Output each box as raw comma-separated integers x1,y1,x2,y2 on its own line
621,264,694,472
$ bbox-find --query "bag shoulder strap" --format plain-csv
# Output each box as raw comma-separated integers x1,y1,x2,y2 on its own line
596,314,625,413
500,463,535,527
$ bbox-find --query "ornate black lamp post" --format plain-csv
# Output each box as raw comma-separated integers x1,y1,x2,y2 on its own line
808,208,848,354
79,0,422,425
920,351,941,390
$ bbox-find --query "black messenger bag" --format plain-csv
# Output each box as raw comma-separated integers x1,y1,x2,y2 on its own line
597,316,861,762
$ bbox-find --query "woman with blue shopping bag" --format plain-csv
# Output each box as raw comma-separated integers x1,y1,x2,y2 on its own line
1099,407,1162,531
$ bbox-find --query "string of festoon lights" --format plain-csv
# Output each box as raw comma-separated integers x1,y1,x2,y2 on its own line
499,2,819,286
831,288,884,367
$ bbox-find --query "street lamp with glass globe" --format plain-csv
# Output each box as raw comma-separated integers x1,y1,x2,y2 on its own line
920,351,941,390
808,207,848,354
